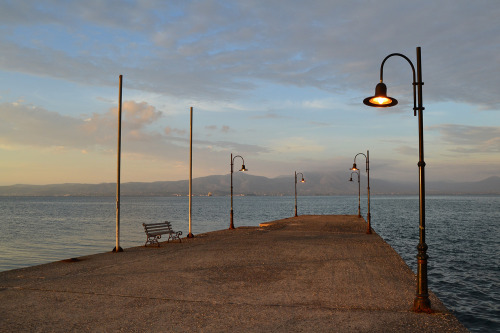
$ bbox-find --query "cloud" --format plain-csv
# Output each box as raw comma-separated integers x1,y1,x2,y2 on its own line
0,102,88,149
204,125,231,133
1,1,499,185
394,145,419,156
302,99,333,110
81,100,164,145
192,138,269,155
1,100,172,155
270,137,325,154
120,101,162,128
251,112,288,120
1,1,498,109
307,121,330,127
164,126,187,136
428,124,500,153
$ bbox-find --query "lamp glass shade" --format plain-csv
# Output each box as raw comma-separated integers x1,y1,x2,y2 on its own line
363,82,398,107
369,96,393,105
301,178,305,183
240,165,248,172
350,163,358,171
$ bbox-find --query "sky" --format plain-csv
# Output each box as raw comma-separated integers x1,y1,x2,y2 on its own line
0,0,499,186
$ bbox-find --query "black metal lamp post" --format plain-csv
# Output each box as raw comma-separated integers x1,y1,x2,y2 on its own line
230,153,247,229
294,171,305,217
350,151,371,234
363,47,431,313
349,170,361,218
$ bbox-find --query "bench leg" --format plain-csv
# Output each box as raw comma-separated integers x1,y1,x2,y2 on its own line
145,236,160,247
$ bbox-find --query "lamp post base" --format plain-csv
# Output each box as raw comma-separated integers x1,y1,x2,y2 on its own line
229,210,235,229
187,233,195,238
413,296,432,313
112,246,123,253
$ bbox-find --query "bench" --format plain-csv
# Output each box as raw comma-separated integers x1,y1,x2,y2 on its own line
142,221,182,247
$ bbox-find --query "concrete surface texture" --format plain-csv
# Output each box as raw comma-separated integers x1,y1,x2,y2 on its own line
0,215,468,332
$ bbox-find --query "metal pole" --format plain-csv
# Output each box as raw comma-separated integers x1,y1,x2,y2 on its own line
357,171,361,218
188,107,194,238
414,46,430,312
366,150,372,234
229,153,234,229
113,75,123,252
294,171,298,217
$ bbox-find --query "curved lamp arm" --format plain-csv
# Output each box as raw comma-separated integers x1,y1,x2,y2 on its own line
349,171,360,182
295,172,305,183
380,53,418,116
351,152,368,172
232,155,247,172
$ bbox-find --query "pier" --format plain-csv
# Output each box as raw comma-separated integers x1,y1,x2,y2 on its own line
0,215,466,332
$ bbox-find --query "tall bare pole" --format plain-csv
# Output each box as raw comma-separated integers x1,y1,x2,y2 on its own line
366,150,371,234
230,153,234,229
113,75,123,252
188,107,194,238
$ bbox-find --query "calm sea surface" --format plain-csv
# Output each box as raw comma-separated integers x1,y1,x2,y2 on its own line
0,195,498,332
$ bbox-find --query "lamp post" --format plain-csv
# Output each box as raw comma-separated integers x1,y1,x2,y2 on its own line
350,151,371,234
363,47,431,312
294,171,305,217
349,170,361,218
230,153,247,229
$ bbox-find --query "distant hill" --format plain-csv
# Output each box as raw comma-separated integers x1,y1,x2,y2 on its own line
0,173,499,196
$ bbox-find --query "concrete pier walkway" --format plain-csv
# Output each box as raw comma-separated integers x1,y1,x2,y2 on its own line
0,215,467,332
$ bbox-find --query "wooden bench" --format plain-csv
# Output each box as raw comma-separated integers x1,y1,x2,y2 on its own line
142,221,182,247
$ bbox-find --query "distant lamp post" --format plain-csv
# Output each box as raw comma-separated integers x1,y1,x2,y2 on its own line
349,170,361,218
350,151,371,234
294,171,305,217
363,47,431,313
230,153,247,229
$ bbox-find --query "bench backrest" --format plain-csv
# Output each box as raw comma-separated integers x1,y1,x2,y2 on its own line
143,221,173,234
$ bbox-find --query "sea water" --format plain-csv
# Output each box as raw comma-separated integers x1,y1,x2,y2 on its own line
0,195,498,332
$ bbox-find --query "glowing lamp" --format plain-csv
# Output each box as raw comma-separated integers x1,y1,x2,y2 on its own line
363,82,398,107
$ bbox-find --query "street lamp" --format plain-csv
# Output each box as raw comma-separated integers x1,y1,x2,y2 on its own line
349,170,361,218
363,47,431,313
350,151,371,234
294,171,305,217
230,153,247,229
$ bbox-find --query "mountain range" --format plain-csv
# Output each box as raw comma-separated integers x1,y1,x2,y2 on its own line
1,172,499,196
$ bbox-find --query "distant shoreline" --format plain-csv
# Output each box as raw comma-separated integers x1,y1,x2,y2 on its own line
1,193,499,198
1,173,499,196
